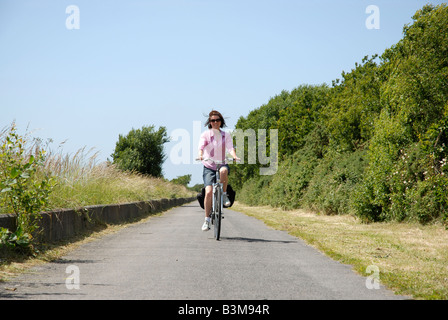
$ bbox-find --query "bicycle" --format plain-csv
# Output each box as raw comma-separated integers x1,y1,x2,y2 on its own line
197,157,237,240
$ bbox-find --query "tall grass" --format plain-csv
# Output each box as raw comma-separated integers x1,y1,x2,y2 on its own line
43,147,195,210
0,125,194,214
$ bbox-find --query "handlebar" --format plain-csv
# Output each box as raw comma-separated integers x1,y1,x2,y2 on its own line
196,157,240,164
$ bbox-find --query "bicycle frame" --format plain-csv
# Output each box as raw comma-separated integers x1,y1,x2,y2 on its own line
198,158,235,240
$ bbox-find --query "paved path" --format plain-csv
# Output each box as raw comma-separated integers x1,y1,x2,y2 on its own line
1,202,405,300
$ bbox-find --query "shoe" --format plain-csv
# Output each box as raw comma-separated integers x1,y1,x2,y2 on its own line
223,194,231,207
202,220,210,231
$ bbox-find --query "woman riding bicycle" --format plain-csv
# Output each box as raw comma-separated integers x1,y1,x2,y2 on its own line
197,110,239,231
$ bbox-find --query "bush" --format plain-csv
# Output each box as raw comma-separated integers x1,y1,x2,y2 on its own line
0,124,54,251
352,110,411,221
111,125,169,177
303,149,368,215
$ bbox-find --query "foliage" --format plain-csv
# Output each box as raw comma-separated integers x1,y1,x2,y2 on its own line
171,174,191,187
231,85,330,190
233,4,448,224
189,183,203,193
303,149,368,215
0,124,54,251
231,91,288,189
277,84,330,156
354,4,448,222
111,125,169,177
323,55,382,152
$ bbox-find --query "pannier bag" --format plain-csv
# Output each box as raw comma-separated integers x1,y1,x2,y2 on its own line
197,184,236,209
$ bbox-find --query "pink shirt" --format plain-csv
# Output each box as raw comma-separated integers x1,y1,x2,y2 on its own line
198,129,235,170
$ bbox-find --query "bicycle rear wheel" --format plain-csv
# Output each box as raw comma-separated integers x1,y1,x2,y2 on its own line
213,188,222,240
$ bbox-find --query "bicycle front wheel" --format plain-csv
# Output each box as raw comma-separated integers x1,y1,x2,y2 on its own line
213,189,222,240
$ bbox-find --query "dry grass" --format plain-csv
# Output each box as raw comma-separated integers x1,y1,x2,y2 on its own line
233,202,448,300
0,145,194,214
43,147,194,210
0,124,194,214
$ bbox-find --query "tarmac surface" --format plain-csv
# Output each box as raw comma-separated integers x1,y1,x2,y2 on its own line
0,202,406,300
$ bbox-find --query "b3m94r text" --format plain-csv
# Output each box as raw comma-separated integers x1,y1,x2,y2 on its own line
223,304,270,315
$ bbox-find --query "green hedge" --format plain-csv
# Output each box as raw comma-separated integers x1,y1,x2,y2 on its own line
231,4,448,224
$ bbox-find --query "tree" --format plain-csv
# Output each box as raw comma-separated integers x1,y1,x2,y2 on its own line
356,3,448,222
277,84,329,156
111,126,169,177
323,55,382,152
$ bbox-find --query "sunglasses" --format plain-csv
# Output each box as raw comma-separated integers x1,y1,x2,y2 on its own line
210,118,221,123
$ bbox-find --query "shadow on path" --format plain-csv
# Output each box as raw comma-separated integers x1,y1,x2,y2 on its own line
221,236,297,244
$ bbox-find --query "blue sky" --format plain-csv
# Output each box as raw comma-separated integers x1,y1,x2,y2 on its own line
0,0,444,186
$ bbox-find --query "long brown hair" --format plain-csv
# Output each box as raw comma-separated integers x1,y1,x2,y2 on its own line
205,110,226,129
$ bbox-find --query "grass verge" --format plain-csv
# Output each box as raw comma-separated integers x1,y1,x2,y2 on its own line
0,147,195,214
233,202,448,300
43,148,195,210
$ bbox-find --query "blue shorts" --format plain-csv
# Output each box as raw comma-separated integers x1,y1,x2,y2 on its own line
203,165,230,187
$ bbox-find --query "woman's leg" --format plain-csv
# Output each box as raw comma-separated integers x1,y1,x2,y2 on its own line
204,185,213,218
219,166,229,193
